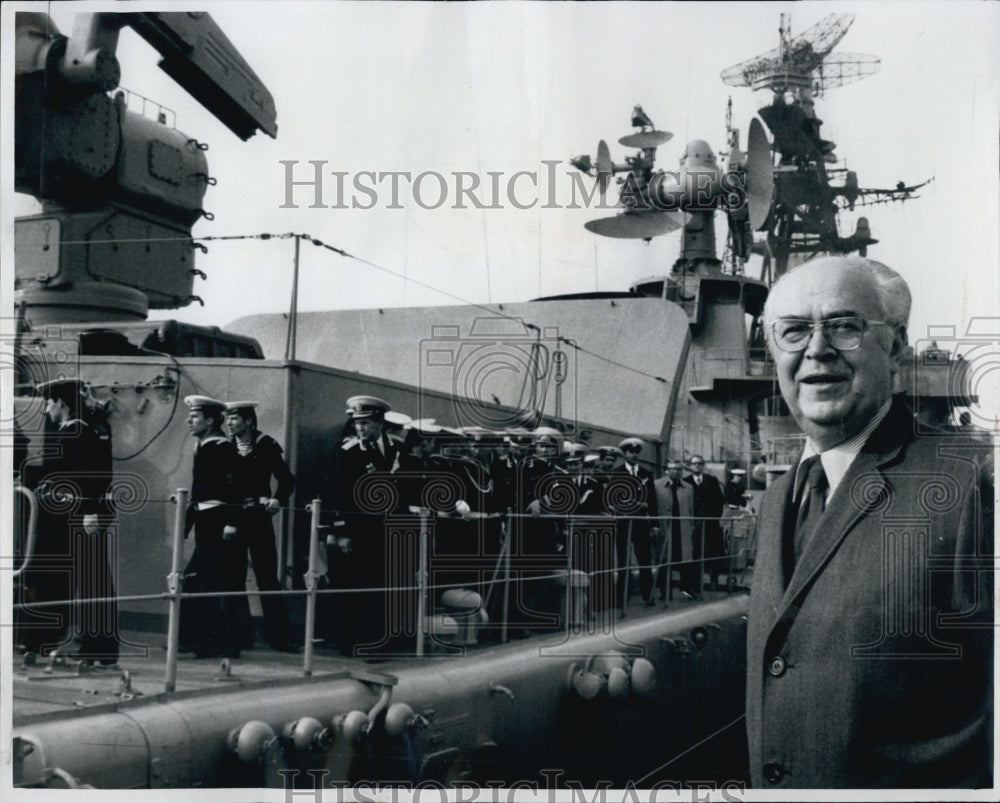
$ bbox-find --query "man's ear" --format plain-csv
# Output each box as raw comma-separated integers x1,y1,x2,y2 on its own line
888,325,907,375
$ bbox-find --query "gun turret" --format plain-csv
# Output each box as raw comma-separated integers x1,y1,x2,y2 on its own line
14,12,276,323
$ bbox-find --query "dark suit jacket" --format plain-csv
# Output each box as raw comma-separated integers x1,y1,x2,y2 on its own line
746,398,993,788
611,464,660,524
685,472,725,540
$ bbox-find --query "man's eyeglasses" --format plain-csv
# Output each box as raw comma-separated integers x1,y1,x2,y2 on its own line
770,316,889,353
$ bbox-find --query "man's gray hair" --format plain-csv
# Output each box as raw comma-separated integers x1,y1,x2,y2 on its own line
762,255,911,340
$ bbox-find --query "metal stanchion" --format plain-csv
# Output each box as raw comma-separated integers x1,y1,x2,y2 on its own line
12,484,38,580
164,488,189,693
415,512,429,657
655,517,671,606
302,498,321,677
620,518,633,618
501,513,511,644
698,527,705,595
564,517,574,634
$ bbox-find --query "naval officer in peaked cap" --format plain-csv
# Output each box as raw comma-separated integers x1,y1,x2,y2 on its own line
330,395,403,656
611,437,659,607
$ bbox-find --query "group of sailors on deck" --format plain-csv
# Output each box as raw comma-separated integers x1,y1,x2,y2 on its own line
15,382,738,664
315,395,735,656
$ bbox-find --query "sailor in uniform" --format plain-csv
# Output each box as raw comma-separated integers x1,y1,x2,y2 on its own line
611,437,660,607
181,395,243,659
331,395,403,655
224,401,298,652
512,427,567,631
553,442,605,619
21,379,119,663
596,444,623,478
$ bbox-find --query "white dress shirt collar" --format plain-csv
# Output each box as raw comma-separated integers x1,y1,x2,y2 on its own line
795,399,892,501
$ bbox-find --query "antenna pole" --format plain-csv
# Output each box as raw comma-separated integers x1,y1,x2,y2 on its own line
285,234,301,361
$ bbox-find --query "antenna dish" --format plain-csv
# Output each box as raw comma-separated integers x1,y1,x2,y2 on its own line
618,130,672,149
595,140,613,194
745,117,774,231
584,212,684,240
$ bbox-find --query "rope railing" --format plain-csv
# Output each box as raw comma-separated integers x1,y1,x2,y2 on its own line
12,491,755,689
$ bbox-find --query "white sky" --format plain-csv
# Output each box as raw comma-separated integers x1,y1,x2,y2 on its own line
4,0,1000,413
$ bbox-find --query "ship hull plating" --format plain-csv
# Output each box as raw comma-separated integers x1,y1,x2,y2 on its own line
13,596,749,789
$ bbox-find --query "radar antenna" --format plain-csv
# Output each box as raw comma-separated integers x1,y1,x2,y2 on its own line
720,13,926,280
721,13,878,97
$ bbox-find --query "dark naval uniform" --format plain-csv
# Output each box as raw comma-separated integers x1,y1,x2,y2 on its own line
182,431,243,658
331,399,403,656
22,405,118,662
504,438,565,631
547,456,608,618
232,428,296,650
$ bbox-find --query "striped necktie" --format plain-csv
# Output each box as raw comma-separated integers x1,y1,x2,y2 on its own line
793,455,827,564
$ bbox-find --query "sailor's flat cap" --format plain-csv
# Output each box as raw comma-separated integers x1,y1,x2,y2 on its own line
185,395,226,412
224,400,258,413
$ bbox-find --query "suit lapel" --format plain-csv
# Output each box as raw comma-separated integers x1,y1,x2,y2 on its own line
774,404,910,622
757,467,796,629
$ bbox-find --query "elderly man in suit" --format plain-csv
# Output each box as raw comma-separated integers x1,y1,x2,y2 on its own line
746,255,993,788
685,455,726,592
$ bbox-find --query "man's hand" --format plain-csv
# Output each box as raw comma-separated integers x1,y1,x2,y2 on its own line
83,514,100,535
527,499,542,518
222,525,238,541
265,497,280,515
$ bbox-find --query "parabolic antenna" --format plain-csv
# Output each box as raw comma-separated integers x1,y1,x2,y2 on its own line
618,130,672,149
746,117,774,231
595,140,613,194
584,211,684,240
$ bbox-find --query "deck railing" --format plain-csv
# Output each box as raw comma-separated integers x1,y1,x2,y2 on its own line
12,492,756,692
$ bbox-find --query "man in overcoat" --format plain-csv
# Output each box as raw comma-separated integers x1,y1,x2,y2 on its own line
655,460,696,600
746,255,993,788
685,455,726,591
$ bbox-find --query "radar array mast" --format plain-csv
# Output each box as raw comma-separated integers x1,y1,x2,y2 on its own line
720,12,929,280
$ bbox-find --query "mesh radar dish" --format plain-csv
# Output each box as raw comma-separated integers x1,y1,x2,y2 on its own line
584,212,684,240
618,130,672,149
720,13,879,97
745,117,774,231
